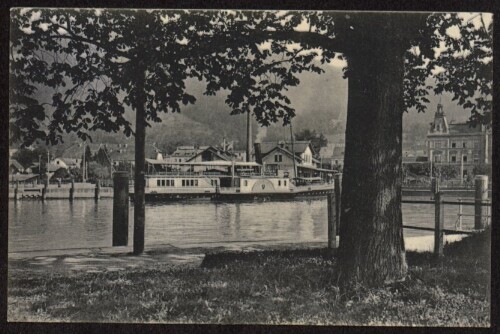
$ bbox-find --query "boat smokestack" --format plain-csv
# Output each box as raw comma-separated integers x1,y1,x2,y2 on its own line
254,143,262,165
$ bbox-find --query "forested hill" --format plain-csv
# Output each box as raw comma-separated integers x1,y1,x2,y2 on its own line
146,62,349,152
14,61,472,154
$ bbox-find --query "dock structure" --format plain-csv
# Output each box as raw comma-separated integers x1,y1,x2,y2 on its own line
9,182,113,200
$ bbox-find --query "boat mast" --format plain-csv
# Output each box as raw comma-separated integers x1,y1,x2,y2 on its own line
289,121,297,181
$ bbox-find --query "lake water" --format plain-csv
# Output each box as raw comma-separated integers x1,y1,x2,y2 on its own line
8,197,477,253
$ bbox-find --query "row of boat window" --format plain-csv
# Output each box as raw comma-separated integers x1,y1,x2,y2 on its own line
156,179,220,187
157,179,176,187
182,179,199,187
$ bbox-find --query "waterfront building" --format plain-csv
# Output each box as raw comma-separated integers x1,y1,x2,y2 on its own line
9,159,25,174
9,173,39,186
52,158,81,170
260,141,333,180
104,144,161,167
331,146,345,168
186,146,235,163
165,145,209,163
185,146,239,173
322,134,346,168
426,103,492,179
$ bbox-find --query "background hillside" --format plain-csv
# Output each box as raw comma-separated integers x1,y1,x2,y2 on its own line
13,61,473,155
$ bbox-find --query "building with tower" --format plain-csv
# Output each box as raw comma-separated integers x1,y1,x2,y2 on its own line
426,103,492,180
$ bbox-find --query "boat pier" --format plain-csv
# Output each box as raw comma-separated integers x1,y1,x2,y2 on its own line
9,181,113,200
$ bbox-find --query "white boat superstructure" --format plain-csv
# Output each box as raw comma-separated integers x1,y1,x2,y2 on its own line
131,159,335,201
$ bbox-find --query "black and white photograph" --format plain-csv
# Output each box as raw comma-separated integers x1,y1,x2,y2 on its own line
6,6,494,327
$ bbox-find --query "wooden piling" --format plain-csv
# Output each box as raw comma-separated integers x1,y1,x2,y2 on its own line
42,178,47,201
431,177,439,199
327,174,342,249
95,180,101,201
474,175,488,230
327,193,336,249
434,191,444,258
113,171,129,246
69,179,75,202
14,180,19,201
458,199,462,230
334,174,342,232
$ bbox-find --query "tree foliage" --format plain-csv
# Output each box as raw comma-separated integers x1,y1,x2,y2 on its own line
9,9,327,148
473,163,491,176
294,128,327,154
11,146,48,169
10,10,492,147
403,13,492,123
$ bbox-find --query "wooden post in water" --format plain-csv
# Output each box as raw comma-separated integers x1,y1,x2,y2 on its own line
431,177,439,199
14,180,19,201
327,193,336,249
69,179,75,202
113,171,129,246
42,177,48,201
474,175,488,230
458,199,462,230
95,179,101,201
434,191,444,258
328,173,342,249
334,174,342,236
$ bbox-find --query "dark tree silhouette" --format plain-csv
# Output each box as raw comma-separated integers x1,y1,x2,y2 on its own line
295,129,328,155
10,10,492,285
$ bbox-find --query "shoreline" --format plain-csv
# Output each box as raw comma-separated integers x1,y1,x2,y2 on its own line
8,235,468,273
7,232,490,325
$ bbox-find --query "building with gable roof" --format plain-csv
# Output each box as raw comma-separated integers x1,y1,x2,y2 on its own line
186,146,236,163
260,141,334,181
52,158,81,169
426,103,492,179
165,146,209,163
9,159,25,174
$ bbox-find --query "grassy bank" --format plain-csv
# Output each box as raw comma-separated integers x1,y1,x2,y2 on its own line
8,232,490,325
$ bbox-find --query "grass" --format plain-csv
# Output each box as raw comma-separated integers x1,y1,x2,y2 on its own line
8,231,490,325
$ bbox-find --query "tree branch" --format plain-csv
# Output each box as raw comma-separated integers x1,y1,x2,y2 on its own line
187,30,344,60
48,25,132,61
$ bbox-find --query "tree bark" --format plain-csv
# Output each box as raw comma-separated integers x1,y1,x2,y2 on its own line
337,18,410,287
133,64,147,255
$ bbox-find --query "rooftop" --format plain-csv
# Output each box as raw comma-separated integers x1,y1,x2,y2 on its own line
448,123,484,135
260,141,313,156
9,159,24,171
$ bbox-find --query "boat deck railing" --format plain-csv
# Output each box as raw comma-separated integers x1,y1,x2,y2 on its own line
147,171,278,178
147,171,226,177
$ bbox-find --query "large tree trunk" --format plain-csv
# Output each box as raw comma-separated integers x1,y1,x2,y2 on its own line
337,18,410,287
133,65,147,255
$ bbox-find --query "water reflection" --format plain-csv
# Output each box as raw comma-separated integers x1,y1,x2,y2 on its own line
8,197,477,252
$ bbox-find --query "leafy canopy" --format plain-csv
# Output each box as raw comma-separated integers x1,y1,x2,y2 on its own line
10,10,492,148
10,9,324,147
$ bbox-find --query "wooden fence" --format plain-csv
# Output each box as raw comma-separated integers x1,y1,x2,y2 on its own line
328,175,491,258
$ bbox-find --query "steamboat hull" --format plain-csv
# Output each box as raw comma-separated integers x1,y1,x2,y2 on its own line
211,188,334,202
132,186,334,202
